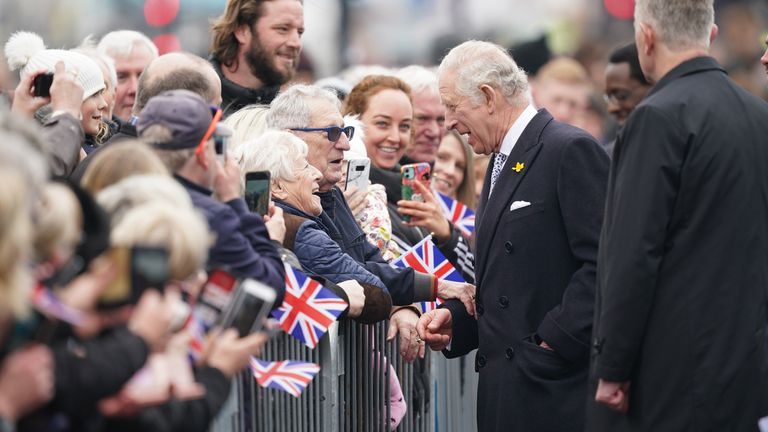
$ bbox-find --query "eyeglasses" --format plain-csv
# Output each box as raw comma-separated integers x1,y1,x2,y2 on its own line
289,126,355,142
195,106,223,157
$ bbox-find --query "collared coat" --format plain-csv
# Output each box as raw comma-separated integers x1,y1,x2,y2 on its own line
443,109,609,431
588,56,768,431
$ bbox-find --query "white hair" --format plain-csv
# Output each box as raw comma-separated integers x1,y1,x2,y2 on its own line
396,65,439,97
223,104,271,154
438,40,530,108
111,201,211,281
97,30,159,60
239,130,308,184
96,174,193,227
265,84,340,130
634,0,714,51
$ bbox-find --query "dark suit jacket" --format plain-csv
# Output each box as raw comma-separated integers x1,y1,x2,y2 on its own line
443,109,609,431
588,56,768,431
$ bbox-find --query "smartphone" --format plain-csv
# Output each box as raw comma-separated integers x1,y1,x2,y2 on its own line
401,162,431,221
214,134,227,164
217,279,276,337
33,73,54,98
344,158,370,192
245,171,271,216
99,246,170,308
193,269,239,330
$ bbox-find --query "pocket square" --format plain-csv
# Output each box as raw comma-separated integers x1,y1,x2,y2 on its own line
510,201,531,211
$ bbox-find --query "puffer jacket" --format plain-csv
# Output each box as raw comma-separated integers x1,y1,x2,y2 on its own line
276,200,386,290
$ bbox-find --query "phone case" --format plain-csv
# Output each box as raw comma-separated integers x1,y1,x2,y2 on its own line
401,163,431,221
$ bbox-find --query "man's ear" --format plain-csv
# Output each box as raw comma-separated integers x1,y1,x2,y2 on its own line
479,84,496,114
234,24,252,45
709,23,719,44
196,150,210,170
271,179,289,201
638,22,655,57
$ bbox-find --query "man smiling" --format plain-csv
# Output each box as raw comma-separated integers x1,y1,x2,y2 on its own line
210,0,304,116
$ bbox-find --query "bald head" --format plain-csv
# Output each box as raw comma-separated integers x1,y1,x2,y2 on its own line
133,52,222,115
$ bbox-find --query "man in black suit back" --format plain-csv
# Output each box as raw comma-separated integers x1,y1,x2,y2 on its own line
588,0,768,430
417,40,609,431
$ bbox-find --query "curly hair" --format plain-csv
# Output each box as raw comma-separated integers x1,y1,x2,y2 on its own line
342,75,412,117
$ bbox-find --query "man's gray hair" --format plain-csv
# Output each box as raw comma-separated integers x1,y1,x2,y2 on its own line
97,30,159,59
438,40,530,108
396,65,439,97
239,130,308,184
266,84,341,130
634,0,714,50
140,124,195,173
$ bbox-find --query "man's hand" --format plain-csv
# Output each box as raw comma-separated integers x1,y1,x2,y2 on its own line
595,379,630,414
213,152,243,203
397,181,452,243
202,329,270,378
0,344,54,422
416,308,453,351
263,202,286,244
387,307,425,362
437,280,476,317
337,280,365,318
10,68,51,118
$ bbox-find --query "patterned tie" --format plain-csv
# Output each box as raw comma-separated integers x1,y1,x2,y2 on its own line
489,152,507,196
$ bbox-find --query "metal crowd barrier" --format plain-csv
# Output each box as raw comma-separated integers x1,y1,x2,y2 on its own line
211,319,478,432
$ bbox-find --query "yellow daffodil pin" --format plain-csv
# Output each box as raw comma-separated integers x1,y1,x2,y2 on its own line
512,162,525,173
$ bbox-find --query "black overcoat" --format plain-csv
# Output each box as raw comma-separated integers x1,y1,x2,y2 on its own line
443,109,609,431
588,56,768,431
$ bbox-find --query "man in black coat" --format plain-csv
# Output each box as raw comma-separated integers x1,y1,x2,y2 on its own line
417,40,609,431
588,0,768,430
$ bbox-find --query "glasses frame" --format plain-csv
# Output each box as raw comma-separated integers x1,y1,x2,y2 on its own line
195,106,224,157
289,126,355,142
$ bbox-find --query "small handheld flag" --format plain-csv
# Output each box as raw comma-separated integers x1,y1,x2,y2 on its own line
437,192,475,237
391,236,465,313
271,265,347,348
250,358,321,398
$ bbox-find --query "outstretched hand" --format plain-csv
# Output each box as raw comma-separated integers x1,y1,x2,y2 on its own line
416,308,453,352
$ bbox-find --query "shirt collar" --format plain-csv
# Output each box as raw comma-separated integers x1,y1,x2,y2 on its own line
499,104,538,157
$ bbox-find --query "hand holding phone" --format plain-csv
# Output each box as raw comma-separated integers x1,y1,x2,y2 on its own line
400,163,431,221
99,246,170,309
217,279,276,337
32,73,54,98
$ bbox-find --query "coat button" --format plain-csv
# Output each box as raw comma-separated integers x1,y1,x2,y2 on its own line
505,347,514,359
498,296,509,308
592,337,603,354
504,241,514,254
477,304,484,316
477,354,487,368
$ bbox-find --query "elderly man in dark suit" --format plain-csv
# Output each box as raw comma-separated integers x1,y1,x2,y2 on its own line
417,40,609,431
588,0,768,431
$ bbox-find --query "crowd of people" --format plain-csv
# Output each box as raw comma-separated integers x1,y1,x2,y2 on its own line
0,0,766,431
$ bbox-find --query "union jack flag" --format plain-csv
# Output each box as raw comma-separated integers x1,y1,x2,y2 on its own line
250,358,321,398
391,236,465,314
31,283,85,326
437,192,476,237
271,265,348,348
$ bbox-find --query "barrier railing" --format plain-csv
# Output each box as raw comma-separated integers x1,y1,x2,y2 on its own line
211,319,477,432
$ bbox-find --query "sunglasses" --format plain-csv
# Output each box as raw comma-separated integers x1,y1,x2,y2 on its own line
195,106,224,157
290,126,355,142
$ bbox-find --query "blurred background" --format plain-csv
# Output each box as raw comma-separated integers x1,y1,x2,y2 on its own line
1,0,767,98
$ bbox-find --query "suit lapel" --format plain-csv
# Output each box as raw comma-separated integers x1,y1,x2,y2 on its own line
475,110,553,281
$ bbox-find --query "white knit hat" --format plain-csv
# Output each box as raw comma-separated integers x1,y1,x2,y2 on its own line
4,31,105,101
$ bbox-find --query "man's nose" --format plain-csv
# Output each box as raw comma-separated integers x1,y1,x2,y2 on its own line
444,111,457,130
335,132,351,151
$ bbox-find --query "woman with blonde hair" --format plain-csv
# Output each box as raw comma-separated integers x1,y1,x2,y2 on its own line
80,140,169,195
